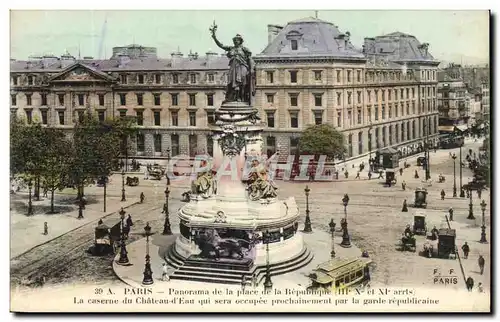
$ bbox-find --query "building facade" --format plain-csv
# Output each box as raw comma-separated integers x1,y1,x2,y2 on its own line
437,64,468,127
254,19,439,161
10,18,440,161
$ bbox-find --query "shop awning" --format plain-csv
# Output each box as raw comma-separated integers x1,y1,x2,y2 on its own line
438,126,455,133
455,124,468,132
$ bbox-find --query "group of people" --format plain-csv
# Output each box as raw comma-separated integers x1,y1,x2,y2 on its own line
461,242,487,293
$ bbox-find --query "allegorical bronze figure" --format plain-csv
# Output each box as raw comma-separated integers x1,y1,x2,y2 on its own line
210,21,255,105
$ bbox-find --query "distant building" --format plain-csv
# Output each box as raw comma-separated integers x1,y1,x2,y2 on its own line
437,63,469,134
11,17,441,161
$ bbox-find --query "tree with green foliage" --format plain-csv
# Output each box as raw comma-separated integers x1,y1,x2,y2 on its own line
10,118,47,199
69,113,137,201
298,124,347,159
41,128,72,213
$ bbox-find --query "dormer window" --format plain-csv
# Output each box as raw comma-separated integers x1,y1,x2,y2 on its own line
286,30,303,51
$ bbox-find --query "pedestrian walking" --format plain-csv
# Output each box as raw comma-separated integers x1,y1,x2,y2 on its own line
43,185,48,198
399,168,403,176
477,283,484,293
440,189,446,200
448,207,454,221
466,276,474,292
478,255,485,275
355,172,360,179
414,170,419,179
402,180,406,191
43,222,48,235
161,263,170,281
402,199,408,212
368,172,372,180
462,242,470,259
140,192,145,203
477,189,482,199
126,214,133,228
378,170,384,179
161,203,168,214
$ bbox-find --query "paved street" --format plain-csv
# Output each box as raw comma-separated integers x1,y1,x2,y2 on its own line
10,138,489,293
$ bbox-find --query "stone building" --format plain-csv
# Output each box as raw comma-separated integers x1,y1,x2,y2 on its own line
437,63,469,131
10,17,441,162
10,46,229,159
254,18,440,160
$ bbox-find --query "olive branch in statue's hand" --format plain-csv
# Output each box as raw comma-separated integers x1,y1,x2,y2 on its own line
209,21,218,36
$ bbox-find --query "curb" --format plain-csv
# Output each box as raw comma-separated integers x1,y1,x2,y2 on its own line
11,201,141,260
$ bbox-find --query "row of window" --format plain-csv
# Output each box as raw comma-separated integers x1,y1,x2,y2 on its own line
266,103,435,129
119,73,218,85
11,92,217,108
15,108,215,128
134,133,214,157
11,72,221,87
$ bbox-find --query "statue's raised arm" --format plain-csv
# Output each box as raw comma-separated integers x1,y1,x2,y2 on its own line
209,21,230,51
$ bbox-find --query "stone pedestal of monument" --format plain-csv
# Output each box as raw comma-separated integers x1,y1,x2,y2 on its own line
165,101,312,285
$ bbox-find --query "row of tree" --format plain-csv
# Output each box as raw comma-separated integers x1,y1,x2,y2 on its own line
10,112,136,213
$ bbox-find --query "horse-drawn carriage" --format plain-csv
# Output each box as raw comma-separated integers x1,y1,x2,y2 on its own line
422,228,457,259
87,220,121,256
149,165,165,180
400,234,416,252
385,170,397,186
414,188,428,208
413,213,427,235
126,176,139,186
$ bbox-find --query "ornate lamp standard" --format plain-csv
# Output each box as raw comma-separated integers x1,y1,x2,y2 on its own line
459,145,465,198
27,179,34,216
121,170,126,202
103,176,107,213
117,207,130,265
452,153,457,197
162,186,172,235
142,222,154,285
368,124,373,174
340,194,351,248
303,186,312,233
467,185,475,220
166,148,171,186
479,200,487,243
329,219,336,258
263,230,273,291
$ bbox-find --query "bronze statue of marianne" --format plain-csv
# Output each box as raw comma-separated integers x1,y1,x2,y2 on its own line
210,21,255,105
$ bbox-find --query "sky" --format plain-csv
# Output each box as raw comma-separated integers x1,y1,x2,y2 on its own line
10,10,490,65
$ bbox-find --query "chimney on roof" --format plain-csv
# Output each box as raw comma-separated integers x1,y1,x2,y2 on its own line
363,38,376,54
117,53,130,68
345,31,351,47
188,51,198,60
206,51,218,61
170,50,183,67
83,56,94,60
267,24,283,44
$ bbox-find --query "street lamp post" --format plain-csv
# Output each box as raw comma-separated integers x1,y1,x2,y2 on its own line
118,208,130,265
27,180,33,216
368,125,373,174
121,170,126,202
103,176,107,213
263,230,273,291
142,222,154,285
480,200,487,243
452,153,457,197
426,115,431,181
303,186,312,233
166,148,171,186
467,186,475,220
329,219,336,258
459,146,465,198
162,186,172,235
340,194,351,248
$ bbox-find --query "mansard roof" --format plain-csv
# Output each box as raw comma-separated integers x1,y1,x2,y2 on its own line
364,31,440,65
258,16,365,60
10,55,230,73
